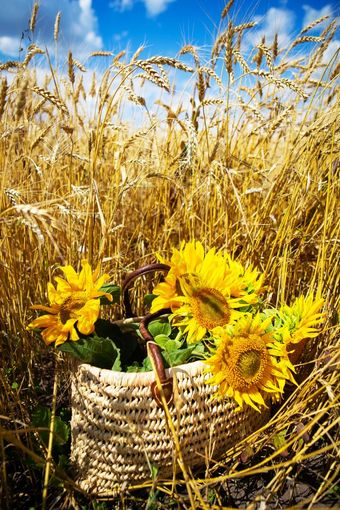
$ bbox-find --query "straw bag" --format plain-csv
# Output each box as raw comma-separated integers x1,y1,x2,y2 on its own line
70,265,270,494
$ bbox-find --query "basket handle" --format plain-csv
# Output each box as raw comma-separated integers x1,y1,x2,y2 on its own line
122,264,174,406
140,309,173,406
122,263,170,318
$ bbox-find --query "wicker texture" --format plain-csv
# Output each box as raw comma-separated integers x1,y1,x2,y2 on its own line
71,360,269,494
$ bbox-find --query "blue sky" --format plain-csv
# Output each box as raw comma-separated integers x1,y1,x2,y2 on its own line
0,0,338,61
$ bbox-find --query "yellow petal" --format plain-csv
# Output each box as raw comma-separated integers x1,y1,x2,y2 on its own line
59,265,80,289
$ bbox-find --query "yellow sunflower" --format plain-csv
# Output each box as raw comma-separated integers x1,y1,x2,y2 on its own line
27,260,112,346
205,314,295,412
151,240,253,343
151,240,264,343
274,294,325,364
278,294,325,344
225,255,265,304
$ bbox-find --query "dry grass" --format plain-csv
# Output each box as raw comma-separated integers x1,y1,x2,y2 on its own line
0,4,339,509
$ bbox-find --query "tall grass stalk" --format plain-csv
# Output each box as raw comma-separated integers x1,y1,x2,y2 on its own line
0,4,339,508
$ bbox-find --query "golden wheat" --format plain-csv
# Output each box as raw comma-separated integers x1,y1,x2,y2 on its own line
0,10,339,509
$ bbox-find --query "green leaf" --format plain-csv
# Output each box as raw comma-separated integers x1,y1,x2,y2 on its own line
150,464,159,480
94,318,142,366
54,416,70,446
125,361,140,372
112,348,121,371
31,406,50,445
31,406,69,446
126,356,153,373
272,429,289,457
144,293,156,307
99,283,121,305
154,336,182,353
148,319,171,338
190,341,206,357
164,345,197,367
154,334,170,349
57,335,120,369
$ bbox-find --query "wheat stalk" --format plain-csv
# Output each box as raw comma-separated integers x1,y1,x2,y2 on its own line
31,86,68,115
301,15,330,34
221,0,234,19
201,98,224,106
199,67,223,89
0,61,20,72
179,45,200,67
330,61,340,81
16,79,28,120
272,33,279,61
135,62,170,92
73,59,86,73
233,50,251,74
31,125,52,151
257,43,274,72
112,50,126,64
29,2,39,33
0,77,8,120
139,57,194,73
131,46,146,62
292,36,325,48
22,44,44,68
54,12,61,42
233,21,257,33
68,51,75,85
225,21,234,75
90,51,113,57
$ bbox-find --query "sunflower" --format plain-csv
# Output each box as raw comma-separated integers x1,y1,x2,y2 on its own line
278,294,324,344
272,294,325,364
151,240,254,343
150,240,265,343
205,314,295,412
27,260,112,346
225,255,265,304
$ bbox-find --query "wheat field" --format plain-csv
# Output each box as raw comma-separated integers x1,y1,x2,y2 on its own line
0,3,339,509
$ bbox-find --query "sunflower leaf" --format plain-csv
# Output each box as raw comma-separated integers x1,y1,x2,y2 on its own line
163,344,197,367
126,356,153,372
57,335,120,369
99,283,121,305
144,293,156,307
148,319,172,338
31,406,70,446
155,334,181,350
94,318,142,365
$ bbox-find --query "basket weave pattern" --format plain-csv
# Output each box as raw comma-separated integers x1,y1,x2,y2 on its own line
71,360,268,494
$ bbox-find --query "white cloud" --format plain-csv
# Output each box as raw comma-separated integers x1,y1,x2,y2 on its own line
245,7,296,48
0,0,103,59
0,36,20,57
144,0,175,16
111,0,175,17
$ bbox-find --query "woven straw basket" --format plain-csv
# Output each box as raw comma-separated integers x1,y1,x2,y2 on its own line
71,359,269,494
71,265,269,494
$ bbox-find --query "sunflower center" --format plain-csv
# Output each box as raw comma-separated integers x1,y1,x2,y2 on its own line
231,335,269,389
59,296,86,324
238,350,261,378
190,287,230,330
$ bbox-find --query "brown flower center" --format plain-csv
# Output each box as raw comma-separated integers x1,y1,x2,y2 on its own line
231,335,269,389
59,296,86,324
190,287,231,330
238,350,261,379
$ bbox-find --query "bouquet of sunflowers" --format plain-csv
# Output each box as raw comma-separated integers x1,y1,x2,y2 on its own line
27,240,324,413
